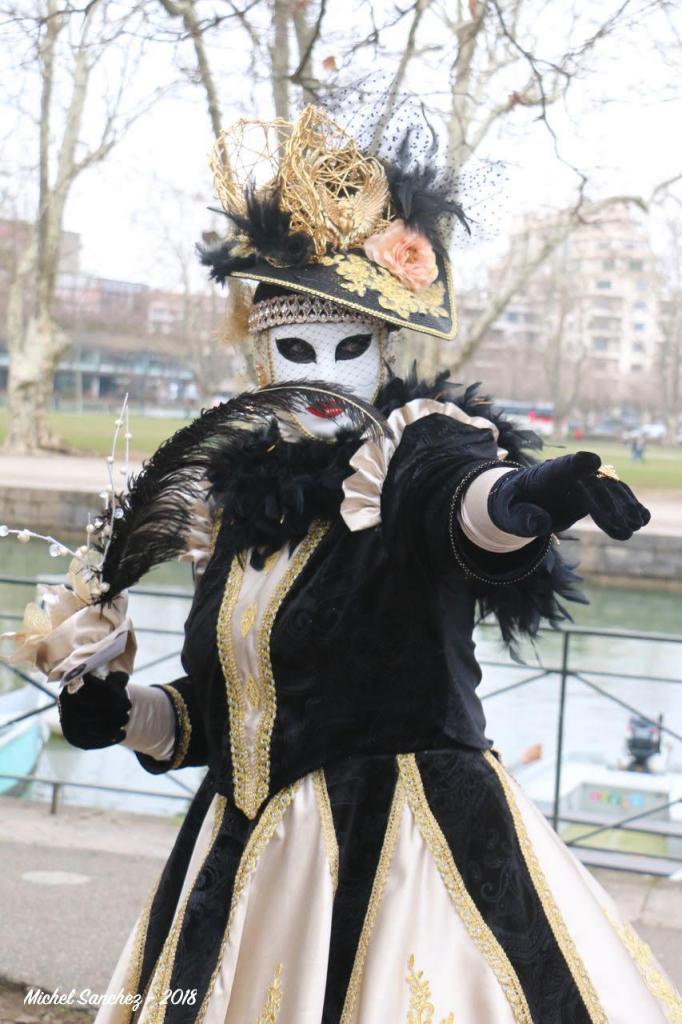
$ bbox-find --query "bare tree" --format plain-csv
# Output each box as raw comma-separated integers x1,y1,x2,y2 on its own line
153,0,680,380
658,217,682,439
4,0,671,451
2,0,159,453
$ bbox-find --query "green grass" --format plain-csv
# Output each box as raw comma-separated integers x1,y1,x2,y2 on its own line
540,439,682,491
0,409,191,459
0,410,680,489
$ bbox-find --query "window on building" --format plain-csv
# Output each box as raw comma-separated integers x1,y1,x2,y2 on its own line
506,311,520,322
592,337,609,351
596,280,612,289
636,278,647,292
632,342,644,353
590,315,618,329
633,322,645,332
633,300,647,310
629,259,644,271
630,363,643,373
602,259,615,271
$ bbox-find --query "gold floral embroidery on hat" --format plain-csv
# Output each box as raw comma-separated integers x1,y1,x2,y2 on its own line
321,252,448,320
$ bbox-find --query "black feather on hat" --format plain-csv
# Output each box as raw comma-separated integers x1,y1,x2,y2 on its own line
199,186,313,284
383,133,471,255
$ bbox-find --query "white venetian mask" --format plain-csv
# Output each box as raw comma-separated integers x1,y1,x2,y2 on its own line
262,318,385,437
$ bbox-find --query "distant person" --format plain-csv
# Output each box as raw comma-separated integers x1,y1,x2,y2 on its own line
631,435,646,462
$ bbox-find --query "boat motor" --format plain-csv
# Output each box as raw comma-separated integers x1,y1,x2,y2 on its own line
625,714,662,772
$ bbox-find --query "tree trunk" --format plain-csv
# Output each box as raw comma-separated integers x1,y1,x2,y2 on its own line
270,0,291,121
5,310,67,453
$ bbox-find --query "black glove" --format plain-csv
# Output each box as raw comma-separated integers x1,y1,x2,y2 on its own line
488,451,651,541
58,671,131,750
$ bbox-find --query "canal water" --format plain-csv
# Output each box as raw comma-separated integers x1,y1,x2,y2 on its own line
1,535,680,817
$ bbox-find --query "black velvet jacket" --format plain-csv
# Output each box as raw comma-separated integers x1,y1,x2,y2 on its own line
137,376,581,809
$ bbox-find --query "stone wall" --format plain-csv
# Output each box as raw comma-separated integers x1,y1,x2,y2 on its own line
570,526,682,582
0,488,99,537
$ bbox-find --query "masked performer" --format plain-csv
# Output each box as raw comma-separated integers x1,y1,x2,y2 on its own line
55,107,679,1023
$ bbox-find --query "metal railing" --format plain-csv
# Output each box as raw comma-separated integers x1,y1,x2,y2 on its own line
476,622,682,874
1,575,680,874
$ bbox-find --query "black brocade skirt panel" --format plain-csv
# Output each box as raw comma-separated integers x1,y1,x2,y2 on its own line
94,751,679,1024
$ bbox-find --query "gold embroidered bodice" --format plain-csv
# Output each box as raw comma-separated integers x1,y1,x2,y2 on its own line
217,521,328,819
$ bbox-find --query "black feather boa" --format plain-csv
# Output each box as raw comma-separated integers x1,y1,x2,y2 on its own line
205,420,361,569
205,369,585,647
103,368,585,647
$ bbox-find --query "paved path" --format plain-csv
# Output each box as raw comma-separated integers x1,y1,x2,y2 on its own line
0,795,680,1002
0,455,142,494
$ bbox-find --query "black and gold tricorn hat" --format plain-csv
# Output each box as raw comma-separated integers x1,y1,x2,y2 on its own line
199,105,469,340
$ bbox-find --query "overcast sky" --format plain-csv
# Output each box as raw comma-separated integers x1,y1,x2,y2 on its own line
2,0,680,294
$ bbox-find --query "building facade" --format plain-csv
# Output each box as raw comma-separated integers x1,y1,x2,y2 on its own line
457,203,667,430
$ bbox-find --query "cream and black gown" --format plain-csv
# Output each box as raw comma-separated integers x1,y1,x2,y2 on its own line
95,377,682,1024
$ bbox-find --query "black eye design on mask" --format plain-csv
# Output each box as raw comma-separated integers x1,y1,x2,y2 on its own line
335,333,373,361
275,337,317,364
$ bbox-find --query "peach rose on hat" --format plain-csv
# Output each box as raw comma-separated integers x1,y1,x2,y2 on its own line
363,219,438,292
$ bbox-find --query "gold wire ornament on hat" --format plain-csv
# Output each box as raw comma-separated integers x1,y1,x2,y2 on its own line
209,117,290,219
209,106,392,259
281,106,391,254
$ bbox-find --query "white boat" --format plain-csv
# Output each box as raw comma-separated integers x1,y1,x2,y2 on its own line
0,684,51,794
516,753,682,877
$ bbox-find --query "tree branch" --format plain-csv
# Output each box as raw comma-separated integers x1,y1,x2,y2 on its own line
370,0,432,150
290,0,326,99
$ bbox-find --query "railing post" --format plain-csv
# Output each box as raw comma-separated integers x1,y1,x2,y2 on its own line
552,630,570,831
50,782,61,815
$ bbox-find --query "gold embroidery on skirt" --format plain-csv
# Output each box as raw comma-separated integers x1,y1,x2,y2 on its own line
119,879,159,1024
483,751,607,1024
255,963,283,1024
405,954,454,1024
196,781,300,1024
313,768,339,893
145,796,227,1024
607,912,682,1022
398,754,532,1024
340,776,406,1024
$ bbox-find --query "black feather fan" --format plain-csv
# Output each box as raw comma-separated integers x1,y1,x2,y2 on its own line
99,382,389,601
198,186,313,285
384,133,470,253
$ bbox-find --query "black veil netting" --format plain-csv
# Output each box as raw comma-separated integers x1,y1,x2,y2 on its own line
317,74,508,253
